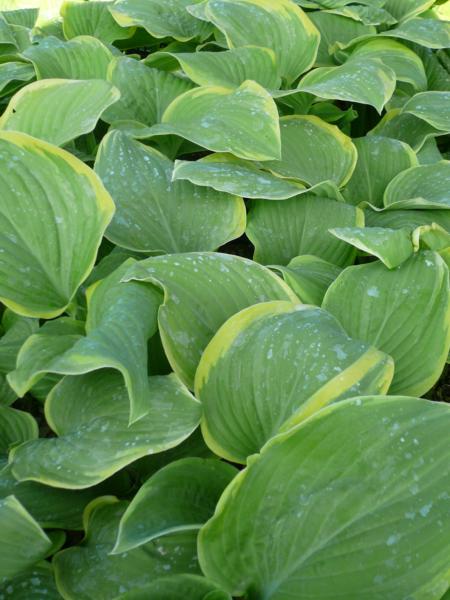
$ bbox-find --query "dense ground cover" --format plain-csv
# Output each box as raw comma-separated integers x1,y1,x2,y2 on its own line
0,0,449,598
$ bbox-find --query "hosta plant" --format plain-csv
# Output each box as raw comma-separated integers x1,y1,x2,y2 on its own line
0,0,449,598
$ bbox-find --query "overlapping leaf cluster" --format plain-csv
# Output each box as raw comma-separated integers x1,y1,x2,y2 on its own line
0,0,450,598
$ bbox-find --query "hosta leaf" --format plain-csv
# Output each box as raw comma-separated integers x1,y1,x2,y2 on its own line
0,406,37,467
0,496,51,580
384,162,450,209
298,56,396,113
103,56,194,126
173,154,306,200
350,38,427,90
8,261,161,424
53,498,200,600
0,131,114,318
330,226,414,268
61,0,135,43
199,396,450,599
115,575,230,600
23,35,114,79
307,11,376,66
109,0,212,41
327,6,396,26
271,255,342,305
122,252,297,387
383,0,434,21
0,79,119,146
417,138,445,165
95,131,245,253
1,8,39,29
201,0,320,82
10,370,201,488
370,108,446,151
381,18,450,48
0,61,34,96
0,562,60,599
365,206,450,232
402,91,450,132
114,458,237,553
0,310,37,406
247,195,363,266
148,80,281,161
412,223,450,253
323,251,450,395
344,136,418,207
0,464,132,529
152,46,281,89
197,302,393,462
263,115,357,187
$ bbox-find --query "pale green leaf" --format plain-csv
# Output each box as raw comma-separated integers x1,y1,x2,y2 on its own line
247,195,363,266
0,406,37,466
402,91,450,131
197,301,393,462
381,17,450,48
53,498,201,600
109,0,212,41
199,396,450,599
115,575,230,600
201,0,320,82
9,370,201,488
330,226,414,268
323,251,450,395
122,252,297,387
95,131,245,253
384,161,450,209
383,0,434,21
0,79,120,146
0,131,114,318
344,136,418,207
23,35,114,79
0,60,34,96
61,0,135,43
0,496,51,580
114,458,237,553
298,57,396,112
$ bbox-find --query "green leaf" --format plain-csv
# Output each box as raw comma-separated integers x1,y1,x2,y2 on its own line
381,17,450,48
95,131,245,253
262,115,357,187
307,11,376,66
247,195,363,266
330,226,414,268
147,80,281,161
383,0,434,21
199,396,450,599
323,251,450,395
0,496,51,580
152,46,280,89
0,61,34,97
103,56,194,126
53,498,201,600
197,301,393,462
412,223,450,252
173,153,306,200
402,91,450,132
350,38,427,91
23,35,114,79
122,252,297,387
109,0,212,41
0,78,119,146
298,56,396,113
115,574,230,600
9,370,201,488
8,261,161,424
271,255,342,305
1,8,39,28
114,458,237,553
327,5,396,26
0,562,60,599
384,161,450,209
344,135,419,207
0,464,132,529
0,310,37,406
200,0,320,82
0,131,114,318
365,205,450,232
61,0,135,43
417,138,444,165
0,406,37,467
